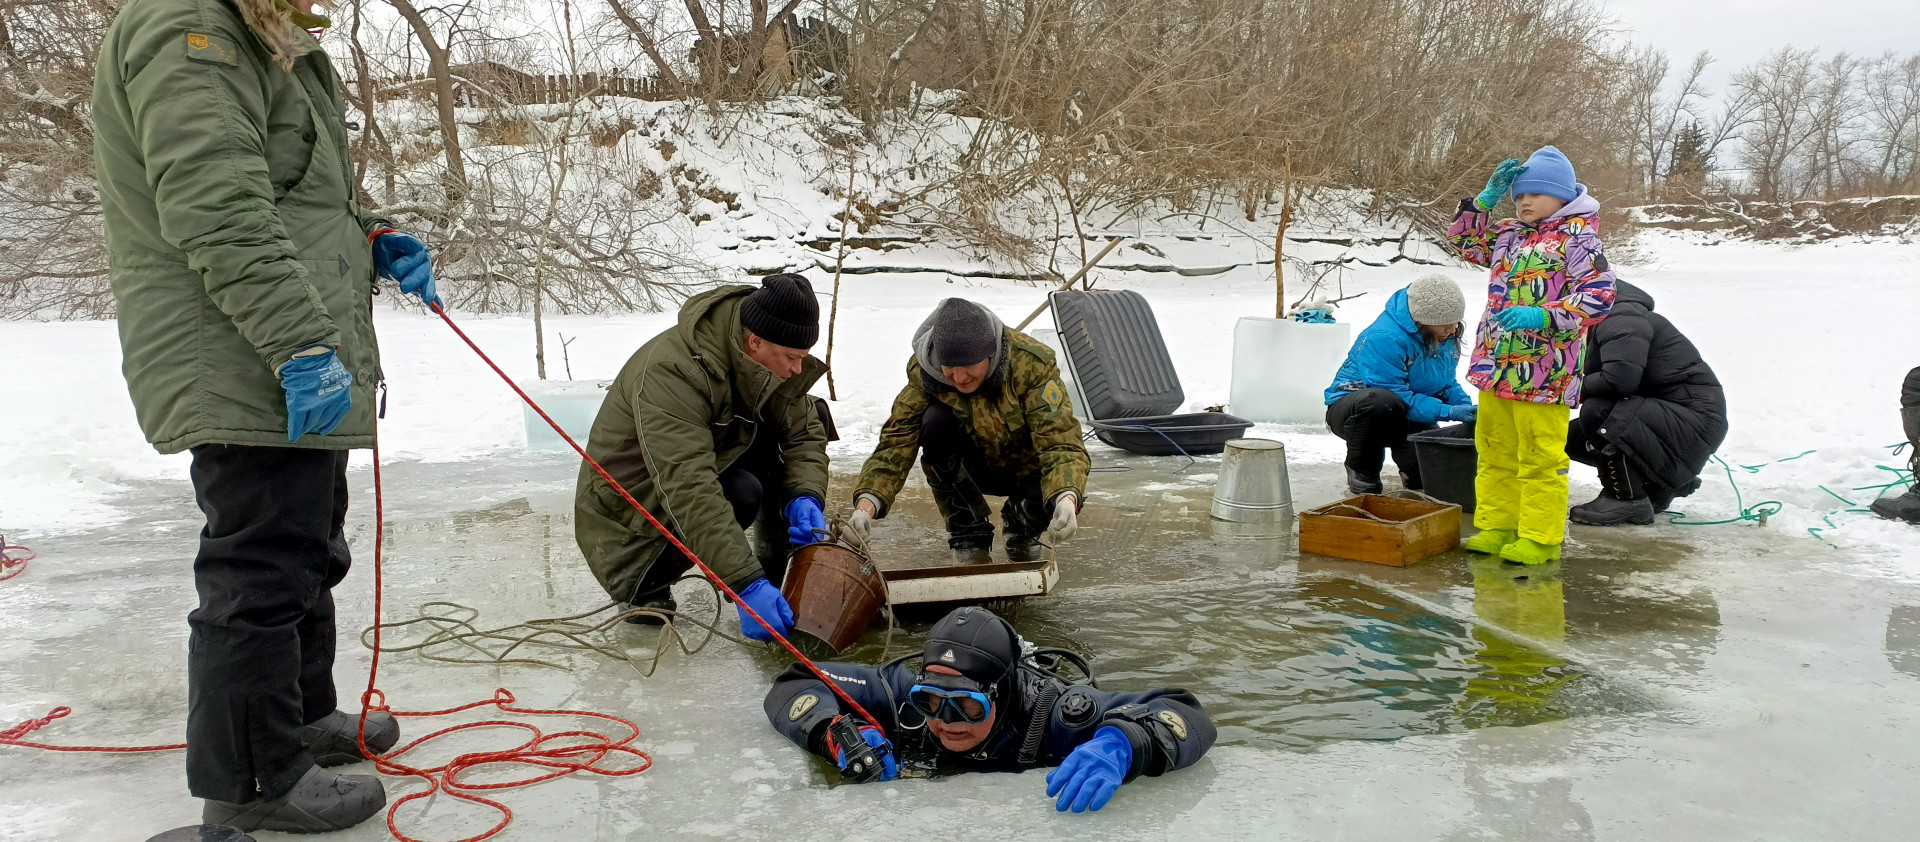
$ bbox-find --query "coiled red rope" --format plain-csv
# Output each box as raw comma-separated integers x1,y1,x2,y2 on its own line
0,540,32,582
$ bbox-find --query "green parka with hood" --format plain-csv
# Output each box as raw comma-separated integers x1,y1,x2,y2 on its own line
574,286,830,601
93,0,385,453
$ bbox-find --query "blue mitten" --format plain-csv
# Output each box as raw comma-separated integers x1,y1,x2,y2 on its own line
1495,305,1548,331
784,496,827,545
371,230,441,308
1476,159,1526,210
1044,726,1133,813
736,578,795,642
280,349,353,442
1448,404,1477,423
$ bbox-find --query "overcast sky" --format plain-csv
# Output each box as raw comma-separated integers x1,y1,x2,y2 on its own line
1604,0,1920,91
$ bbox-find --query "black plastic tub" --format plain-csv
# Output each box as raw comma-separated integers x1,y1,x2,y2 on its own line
1409,422,1477,513
1089,412,1254,456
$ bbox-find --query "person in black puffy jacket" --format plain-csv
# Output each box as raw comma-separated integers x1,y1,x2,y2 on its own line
1566,281,1728,524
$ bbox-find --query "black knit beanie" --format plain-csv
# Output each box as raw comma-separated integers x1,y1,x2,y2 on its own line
923,606,1020,686
740,273,820,349
928,299,997,368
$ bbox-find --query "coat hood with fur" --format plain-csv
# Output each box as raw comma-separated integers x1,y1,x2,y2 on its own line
234,0,322,69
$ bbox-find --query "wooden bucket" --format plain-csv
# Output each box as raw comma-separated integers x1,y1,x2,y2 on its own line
781,542,887,653
1298,494,1461,567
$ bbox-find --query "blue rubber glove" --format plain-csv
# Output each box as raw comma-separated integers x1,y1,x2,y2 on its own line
1044,726,1132,813
280,349,353,442
1495,305,1548,332
831,718,899,782
1476,159,1526,210
371,230,441,308
736,578,795,642
1448,403,1478,423
784,496,827,545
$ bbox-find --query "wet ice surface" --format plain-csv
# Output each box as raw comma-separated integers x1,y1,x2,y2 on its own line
4,446,1920,841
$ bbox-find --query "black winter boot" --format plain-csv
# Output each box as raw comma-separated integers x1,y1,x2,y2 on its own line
1570,451,1655,526
1346,467,1384,496
1872,451,1920,524
300,710,400,766
201,765,385,834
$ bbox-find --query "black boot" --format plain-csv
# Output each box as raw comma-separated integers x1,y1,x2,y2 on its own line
1346,467,1384,496
1570,451,1654,526
201,765,385,834
1872,451,1920,524
623,590,677,626
300,710,400,766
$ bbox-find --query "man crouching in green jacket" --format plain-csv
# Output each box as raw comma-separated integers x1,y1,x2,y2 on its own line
93,0,439,833
575,274,831,642
851,299,1090,563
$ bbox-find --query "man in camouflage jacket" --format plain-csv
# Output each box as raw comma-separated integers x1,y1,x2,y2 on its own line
852,299,1090,562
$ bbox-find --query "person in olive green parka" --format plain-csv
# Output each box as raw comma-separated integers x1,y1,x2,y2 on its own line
575,275,831,643
94,0,436,833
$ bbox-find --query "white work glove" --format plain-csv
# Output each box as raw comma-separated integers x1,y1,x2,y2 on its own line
1047,493,1079,543
850,496,879,537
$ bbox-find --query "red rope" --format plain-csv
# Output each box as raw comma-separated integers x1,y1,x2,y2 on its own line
421,303,888,731
0,706,186,753
0,542,32,582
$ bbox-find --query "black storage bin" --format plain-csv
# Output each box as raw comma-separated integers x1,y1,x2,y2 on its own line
1089,412,1254,456
1409,423,1477,513
1050,289,1184,420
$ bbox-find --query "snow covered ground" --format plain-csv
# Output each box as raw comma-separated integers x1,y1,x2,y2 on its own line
3,227,1915,579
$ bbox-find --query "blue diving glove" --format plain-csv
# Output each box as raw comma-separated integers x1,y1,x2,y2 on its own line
736,578,795,642
280,348,353,442
1495,305,1548,332
784,496,827,545
370,229,441,308
828,716,899,783
1448,404,1478,423
1476,158,1526,209
1044,726,1133,813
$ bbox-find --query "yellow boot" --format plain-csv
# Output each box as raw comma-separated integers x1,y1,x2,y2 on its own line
1464,529,1516,554
1498,537,1563,565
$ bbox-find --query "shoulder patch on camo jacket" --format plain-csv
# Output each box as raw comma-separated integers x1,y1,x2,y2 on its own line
1042,381,1065,410
185,32,241,66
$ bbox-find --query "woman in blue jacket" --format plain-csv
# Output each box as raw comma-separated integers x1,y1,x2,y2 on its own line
1324,276,1478,494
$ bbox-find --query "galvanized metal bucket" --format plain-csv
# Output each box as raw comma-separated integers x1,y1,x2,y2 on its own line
1211,438,1294,524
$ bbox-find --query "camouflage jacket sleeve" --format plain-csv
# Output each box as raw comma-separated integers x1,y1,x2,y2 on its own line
853,375,930,517
1020,363,1090,507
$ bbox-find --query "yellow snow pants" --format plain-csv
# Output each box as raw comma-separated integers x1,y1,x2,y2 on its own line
1473,395,1571,545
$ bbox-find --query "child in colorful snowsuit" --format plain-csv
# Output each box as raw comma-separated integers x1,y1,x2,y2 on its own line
1446,146,1616,564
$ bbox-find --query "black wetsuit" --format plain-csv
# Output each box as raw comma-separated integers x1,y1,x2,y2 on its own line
763,658,1215,779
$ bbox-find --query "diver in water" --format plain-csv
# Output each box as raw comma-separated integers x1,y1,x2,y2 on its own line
762,606,1215,812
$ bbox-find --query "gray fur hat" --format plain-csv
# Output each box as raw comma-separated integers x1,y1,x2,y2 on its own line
1406,276,1466,326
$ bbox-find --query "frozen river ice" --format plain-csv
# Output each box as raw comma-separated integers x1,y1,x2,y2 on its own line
4,446,1919,841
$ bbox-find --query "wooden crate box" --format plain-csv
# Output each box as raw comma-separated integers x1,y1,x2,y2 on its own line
1298,494,1461,567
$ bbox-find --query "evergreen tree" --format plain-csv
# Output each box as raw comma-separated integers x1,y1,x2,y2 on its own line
1666,121,1712,199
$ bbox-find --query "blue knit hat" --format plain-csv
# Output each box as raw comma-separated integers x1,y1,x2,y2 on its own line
1511,145,1578,203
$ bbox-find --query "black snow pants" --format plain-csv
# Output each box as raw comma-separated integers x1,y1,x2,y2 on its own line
920,402,1047,550
186,445,351,803
629,434,791,600
1326,388,1437,486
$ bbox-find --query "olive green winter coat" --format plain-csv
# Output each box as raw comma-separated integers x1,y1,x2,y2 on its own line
855,328,1090,515
575,287,830,600
93,0,386,453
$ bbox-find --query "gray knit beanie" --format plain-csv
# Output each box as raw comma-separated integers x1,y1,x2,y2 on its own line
1405,276,1466,326
928,299,998,367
